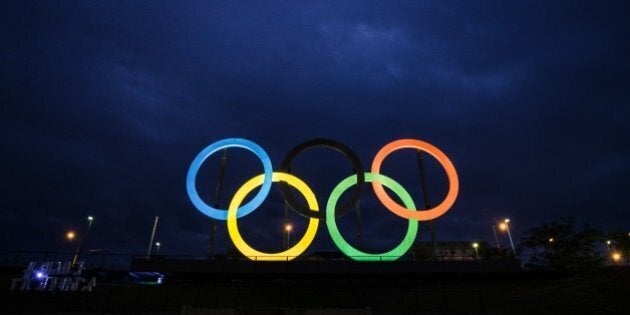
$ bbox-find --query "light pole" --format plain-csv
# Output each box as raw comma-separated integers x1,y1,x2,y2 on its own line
472,242,479,259
612,252,622,266
606,240,613,265
72,215,94,266
155,242,161,254
65,230,76,259
146,216,159,259
499,218,515,256
285,224,292,250
492,225,501,249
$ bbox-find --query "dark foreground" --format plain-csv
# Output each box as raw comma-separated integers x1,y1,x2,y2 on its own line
1,262,628,314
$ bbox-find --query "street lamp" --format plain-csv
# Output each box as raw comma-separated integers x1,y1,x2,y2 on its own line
548,237,554,243
499,218,516,256
65,230,76,260
72,215,94,266
285,224,292,250
472,242,479,259
155,242,161,254
612,252,622,265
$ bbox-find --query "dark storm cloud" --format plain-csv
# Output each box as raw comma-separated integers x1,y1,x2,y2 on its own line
1,1,629,255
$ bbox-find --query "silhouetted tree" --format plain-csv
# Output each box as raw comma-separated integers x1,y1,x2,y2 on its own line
521,217,604,272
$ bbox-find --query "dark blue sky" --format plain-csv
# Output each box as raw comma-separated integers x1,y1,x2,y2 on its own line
2,1,629,256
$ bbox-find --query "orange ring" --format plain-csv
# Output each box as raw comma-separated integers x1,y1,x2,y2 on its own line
370,139,459,221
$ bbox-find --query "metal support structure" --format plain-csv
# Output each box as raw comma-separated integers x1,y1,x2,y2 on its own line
283,165,291,250
146,216,159,259
208,149,228,258
284,200,289,250
416,150,439,260
72,217,93,266
505,223,516,256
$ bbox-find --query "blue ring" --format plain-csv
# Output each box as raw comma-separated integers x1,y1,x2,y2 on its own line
186,138,273,220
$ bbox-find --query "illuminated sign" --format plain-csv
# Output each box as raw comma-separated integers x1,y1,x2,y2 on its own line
187,138,459,261
9,261,96,291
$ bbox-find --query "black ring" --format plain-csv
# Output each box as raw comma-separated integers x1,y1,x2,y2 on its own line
279,139,364,219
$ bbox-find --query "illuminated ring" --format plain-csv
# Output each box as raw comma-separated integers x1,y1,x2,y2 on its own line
371,139,459,221
227,172,319,261
279,139,364,219
186,138,273,220
326,172,418,261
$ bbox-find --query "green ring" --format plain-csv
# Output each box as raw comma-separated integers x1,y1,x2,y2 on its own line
326,172,418,261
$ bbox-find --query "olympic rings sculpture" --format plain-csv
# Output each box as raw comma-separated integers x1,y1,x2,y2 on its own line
187,138,459,261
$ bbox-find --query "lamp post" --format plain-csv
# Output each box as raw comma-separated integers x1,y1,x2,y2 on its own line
285,224,292,251
499,218,515,256
472,242,479,259
492,225,501,249
72,215,94,266
155,242,161,254
612,252,622,266
65,230,76,260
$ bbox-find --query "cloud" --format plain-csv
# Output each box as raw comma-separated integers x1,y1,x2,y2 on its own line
2,1,629,256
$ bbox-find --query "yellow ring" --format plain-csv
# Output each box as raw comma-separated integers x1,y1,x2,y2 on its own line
227,172,319,261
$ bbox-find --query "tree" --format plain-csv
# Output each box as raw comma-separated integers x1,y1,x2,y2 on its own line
521,217,604,272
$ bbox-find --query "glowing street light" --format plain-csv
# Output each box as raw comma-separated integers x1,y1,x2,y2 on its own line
72,215,94,265
65,230,77,257
605,240,612,254
499,218,516,256
155,242,161,253
612,252,622,265
548,237,554,243
285,223,292,250
472,242,479,259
